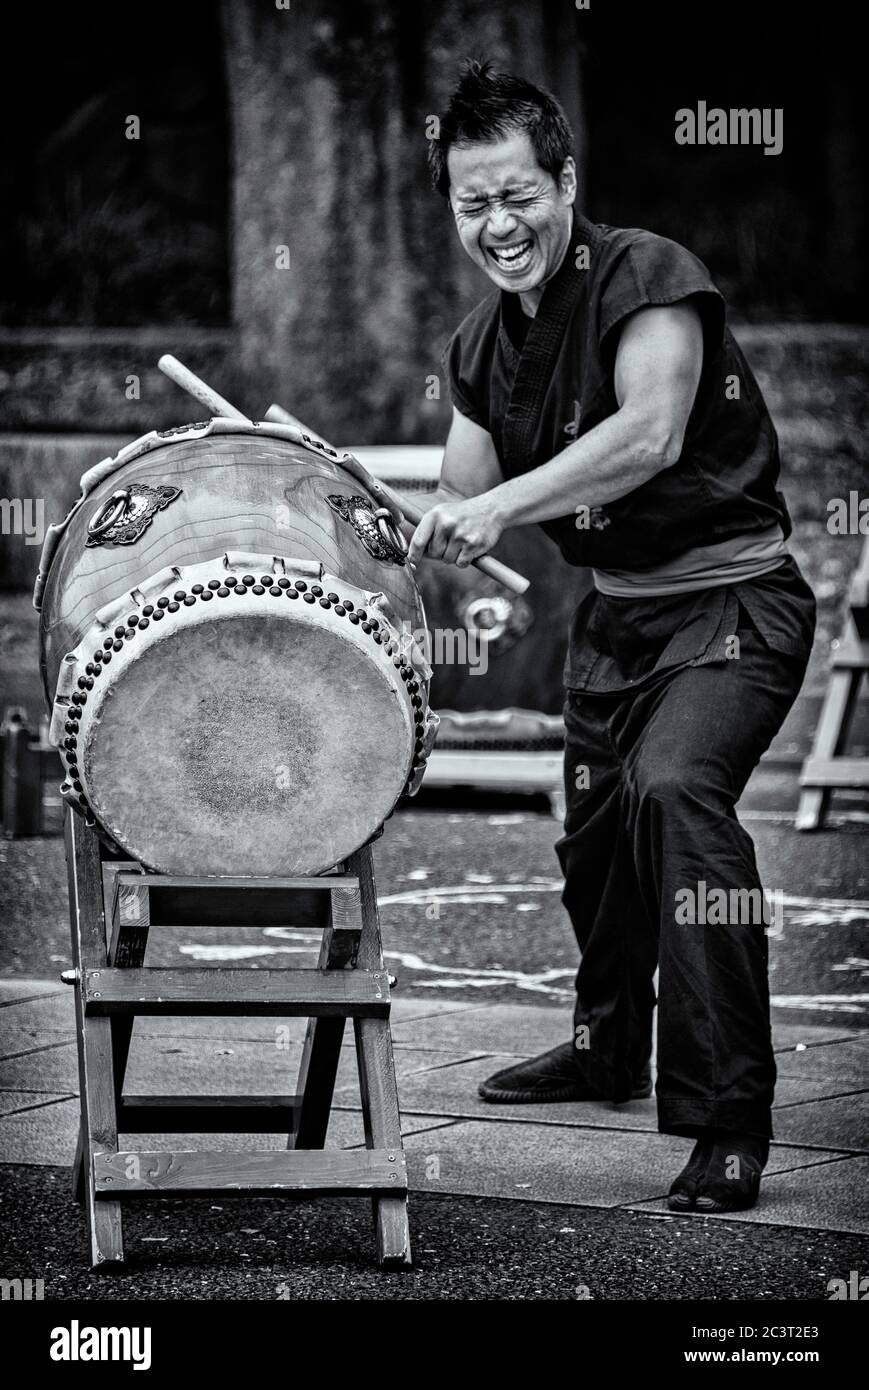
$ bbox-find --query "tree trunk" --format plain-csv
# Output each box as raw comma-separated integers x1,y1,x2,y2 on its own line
221,0,589,442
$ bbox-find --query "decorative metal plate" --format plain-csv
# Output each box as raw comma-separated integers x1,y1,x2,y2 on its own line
86,483,182,548
326,494,407,565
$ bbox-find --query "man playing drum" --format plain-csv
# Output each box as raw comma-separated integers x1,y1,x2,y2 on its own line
409,62,815,1213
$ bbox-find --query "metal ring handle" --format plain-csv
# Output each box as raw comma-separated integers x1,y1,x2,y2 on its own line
373,507,408,557
88,489,131,538
463,595,512,643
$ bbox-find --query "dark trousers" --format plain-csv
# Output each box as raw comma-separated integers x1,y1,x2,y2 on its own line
555,607,810,1139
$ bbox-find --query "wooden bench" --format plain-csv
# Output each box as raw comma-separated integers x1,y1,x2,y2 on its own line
797,534,869,830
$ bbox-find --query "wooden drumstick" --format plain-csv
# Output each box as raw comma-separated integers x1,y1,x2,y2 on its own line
155,359,529,595
158,355,252,423
383,491,530,596
264,402,530,596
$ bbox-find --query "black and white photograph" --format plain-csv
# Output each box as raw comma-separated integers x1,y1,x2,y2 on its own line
0,0,867,1342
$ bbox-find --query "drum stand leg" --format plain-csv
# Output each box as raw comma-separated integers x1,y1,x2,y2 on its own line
290,880,359,1149
65,812,125,1267
71,836,151,1209
349,845,411,1266
289,844,410,1265
64,817,411,1270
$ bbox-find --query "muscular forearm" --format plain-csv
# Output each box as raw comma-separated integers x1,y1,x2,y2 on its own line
484,404,682,529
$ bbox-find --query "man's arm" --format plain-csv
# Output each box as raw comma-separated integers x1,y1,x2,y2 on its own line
409,302,704,566
434,405,504,500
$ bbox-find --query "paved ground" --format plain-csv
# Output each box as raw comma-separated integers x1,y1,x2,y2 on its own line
1,980,867,1298
4,774,869,1020
1,731,867,1298
3,1164,869,1302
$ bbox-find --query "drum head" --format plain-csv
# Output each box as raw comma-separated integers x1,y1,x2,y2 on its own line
81,611,413,875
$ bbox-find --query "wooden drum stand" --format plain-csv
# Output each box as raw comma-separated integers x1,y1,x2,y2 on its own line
64,811,410,1269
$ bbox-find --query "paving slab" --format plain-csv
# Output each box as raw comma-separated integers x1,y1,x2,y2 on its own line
5,981,864,1061
1,1041,78,1091
334,1044,486,1090
125,1110,457,1153
402,1120,685,1206
0,1089,74,1117
0,981,67,1002
2,977,865,1238
370,1053,867,1130
774,1076,868,1105
0,1010,478,1056
122,1036,477,1094
387,999,483,1022
0,1097,79,1165
769,1095,869,1151
398,1122,840,1208
772,1024,864,1050
1,1005,68,1056
628,1157,869,1236
2,1001,298,1047
389,1001,570,1054
0,1089,458,1166
0,993,78,1043
0,990,478,1047
391,1006,868,1062
338,1052,661,1131
774,1037,869,1087
0,1031,480,1099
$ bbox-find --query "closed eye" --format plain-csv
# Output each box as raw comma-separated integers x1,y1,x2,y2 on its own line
456,195,539,216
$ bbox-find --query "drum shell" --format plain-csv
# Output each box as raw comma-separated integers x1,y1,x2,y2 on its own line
39,432,426,700
38,429,433,876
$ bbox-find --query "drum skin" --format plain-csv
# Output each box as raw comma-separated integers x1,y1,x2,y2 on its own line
38,426,433,876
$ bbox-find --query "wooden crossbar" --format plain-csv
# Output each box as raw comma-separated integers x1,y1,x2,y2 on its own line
65,815,411,1269
800,756,869,788
93,1148,407,1196
118,1096,299,1132
83,966,391,1015
111,872,359,932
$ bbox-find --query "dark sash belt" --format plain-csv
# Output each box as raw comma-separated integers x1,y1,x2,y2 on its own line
500,212,599,476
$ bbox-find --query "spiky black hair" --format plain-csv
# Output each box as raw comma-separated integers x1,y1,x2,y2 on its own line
428,60,574,198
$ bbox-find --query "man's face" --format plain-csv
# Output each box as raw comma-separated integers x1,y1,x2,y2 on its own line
447,130,576,298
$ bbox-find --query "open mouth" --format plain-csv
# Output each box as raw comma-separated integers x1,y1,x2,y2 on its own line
486,238,534,274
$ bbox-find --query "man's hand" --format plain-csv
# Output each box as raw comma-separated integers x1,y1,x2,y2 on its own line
408,494,505,567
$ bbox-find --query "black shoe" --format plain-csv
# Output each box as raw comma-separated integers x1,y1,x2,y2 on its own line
694,1133,769,1213
667,1138,714,1211
478,1041,652,1104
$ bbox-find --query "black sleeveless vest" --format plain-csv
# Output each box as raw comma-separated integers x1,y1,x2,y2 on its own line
444,212,791,570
